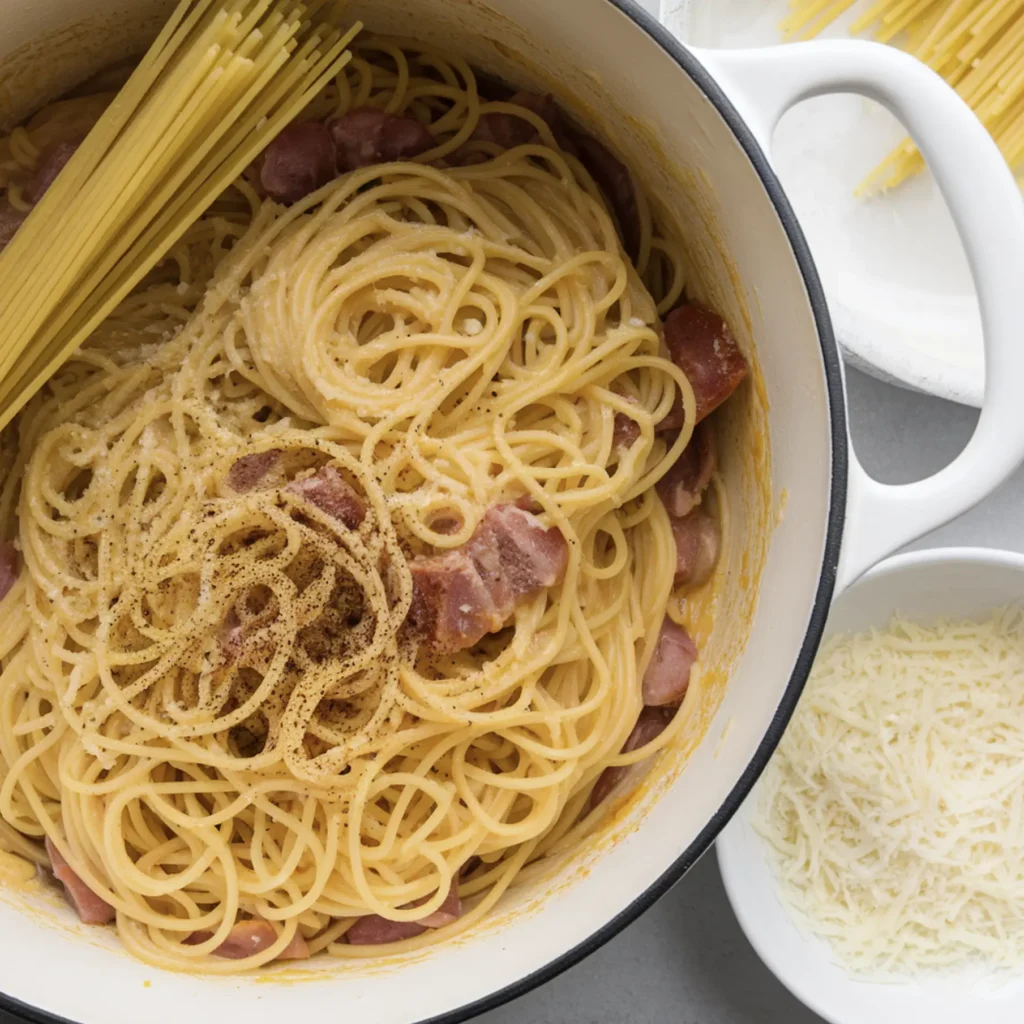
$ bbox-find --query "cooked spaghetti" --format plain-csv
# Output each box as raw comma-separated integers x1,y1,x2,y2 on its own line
0,24,749,973
782,0,1024,192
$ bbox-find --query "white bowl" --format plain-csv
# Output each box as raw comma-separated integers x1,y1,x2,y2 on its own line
716,547,1024,1024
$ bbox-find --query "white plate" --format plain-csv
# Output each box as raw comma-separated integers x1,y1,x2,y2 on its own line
716,548,1024,1024
659,0,986,407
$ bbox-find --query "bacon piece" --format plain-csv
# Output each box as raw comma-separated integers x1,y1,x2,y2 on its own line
0,200,27,252
345,916,428,945
330,108,435,172
185,920,307,960
210,920,278,958
429,516,463,536
672,510,720,589
460,856,483,878
656,424,716,519
655,403,686,435
45,837,115,925
474,111,534,150
228,450,280,492
286,466,366,529
25,139,80,204
414,886,462,928
467,504,568,610
261,121,338,204
408,551,503,652
346,887,463,945
613,412,641,450
663,305,748,423
571,131,640,261
277,930,312,960
408,505,568,652
513,494,543,514
0,542,20,602
590,706,675,809
474,91,570,150
615,398,686,442
642,619,698,707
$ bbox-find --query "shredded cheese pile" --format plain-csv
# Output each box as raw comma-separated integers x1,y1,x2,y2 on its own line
757,607,1024,972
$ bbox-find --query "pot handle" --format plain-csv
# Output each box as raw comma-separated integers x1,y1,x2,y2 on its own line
694,41,1024,593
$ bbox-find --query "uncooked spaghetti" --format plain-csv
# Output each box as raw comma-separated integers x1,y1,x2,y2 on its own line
0,0,359,431
782,0,1024,192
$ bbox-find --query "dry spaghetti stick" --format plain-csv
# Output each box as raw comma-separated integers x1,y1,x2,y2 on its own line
0,0,358,427
876,0,936,43
0,35,359,422
784,0,1024,192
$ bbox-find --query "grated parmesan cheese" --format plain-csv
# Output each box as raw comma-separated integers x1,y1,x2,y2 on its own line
756,607,1024,973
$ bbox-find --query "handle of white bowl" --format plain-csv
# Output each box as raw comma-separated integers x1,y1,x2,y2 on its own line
695,41,1024,593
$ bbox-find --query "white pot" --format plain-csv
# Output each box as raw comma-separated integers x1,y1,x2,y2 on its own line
1,2,1023,1023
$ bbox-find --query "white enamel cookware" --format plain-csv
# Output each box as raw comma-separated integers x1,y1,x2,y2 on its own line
0,2,1023,1023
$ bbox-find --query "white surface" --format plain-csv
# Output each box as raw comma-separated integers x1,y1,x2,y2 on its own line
661,0,990,407
717,548,1024,1024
